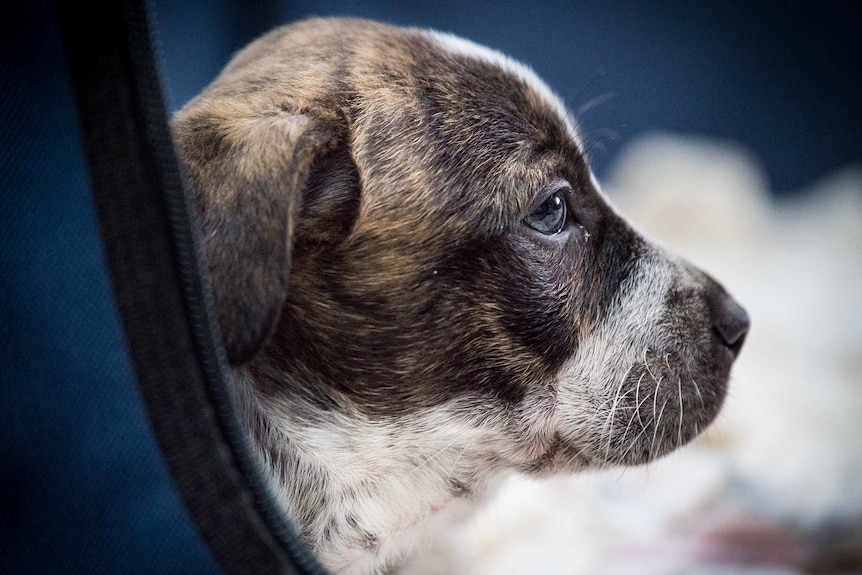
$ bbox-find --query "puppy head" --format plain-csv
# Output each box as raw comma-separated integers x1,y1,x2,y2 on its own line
173,18,748,475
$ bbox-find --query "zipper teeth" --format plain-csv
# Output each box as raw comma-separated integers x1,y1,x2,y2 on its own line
123,2,326,573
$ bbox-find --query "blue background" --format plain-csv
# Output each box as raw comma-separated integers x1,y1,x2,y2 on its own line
157,0,862,194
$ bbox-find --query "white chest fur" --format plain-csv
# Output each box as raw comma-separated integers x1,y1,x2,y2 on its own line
231,370,510,574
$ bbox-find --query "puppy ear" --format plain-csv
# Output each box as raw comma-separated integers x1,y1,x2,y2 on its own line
174,107,335,365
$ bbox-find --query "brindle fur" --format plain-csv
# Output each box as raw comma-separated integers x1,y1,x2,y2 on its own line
173,17,747,575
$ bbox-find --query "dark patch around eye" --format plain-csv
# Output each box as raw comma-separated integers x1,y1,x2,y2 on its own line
594,215,645,318
458,238,579,374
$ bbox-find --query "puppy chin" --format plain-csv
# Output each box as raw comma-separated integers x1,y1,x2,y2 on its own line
611,363,729,466
541,376,728,475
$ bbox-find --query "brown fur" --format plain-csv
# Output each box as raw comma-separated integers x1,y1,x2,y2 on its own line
174,18,634,414
173,17,748,574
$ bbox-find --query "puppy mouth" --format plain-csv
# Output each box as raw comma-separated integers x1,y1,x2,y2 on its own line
540,345,732,474
596,347,732,467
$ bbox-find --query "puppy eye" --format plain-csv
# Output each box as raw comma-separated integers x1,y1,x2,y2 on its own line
525,190,568,235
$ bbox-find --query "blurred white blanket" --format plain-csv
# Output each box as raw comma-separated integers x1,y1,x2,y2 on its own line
407,134,862,575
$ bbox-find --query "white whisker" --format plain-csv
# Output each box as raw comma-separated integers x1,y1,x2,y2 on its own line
407,432,468,478
651,397,670,457
449,444,469,476
692,377,704,407
620,385,650,447
620,426,649,463
677,375,685,447
601,368,632,463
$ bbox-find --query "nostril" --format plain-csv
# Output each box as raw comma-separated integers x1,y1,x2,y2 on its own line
713,297,750,356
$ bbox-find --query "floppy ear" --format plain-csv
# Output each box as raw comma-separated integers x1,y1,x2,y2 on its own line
173,106,335,365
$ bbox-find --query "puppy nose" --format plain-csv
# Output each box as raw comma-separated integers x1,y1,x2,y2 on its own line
709,285,750,356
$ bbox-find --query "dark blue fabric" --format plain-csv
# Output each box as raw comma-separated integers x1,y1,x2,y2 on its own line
0,3,220,574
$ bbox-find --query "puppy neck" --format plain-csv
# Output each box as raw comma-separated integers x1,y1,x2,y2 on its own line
228,366,501,574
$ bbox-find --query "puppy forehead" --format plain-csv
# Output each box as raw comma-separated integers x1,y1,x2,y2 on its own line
211,18,591,230
422,30,580,146
348,25,590,228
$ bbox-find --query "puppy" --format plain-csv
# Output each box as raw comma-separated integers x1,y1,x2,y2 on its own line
173,17,749,575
